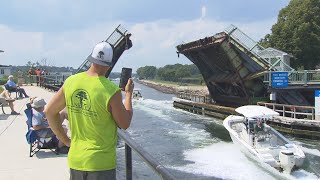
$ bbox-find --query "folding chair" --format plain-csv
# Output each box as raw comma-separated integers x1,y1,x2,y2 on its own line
0,98,6,114
4,84,18,99
25,103,59,157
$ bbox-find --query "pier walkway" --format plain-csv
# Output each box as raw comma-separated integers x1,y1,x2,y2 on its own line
0,85,69,180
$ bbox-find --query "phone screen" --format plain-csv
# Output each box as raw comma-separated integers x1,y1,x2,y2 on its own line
119,67,132,90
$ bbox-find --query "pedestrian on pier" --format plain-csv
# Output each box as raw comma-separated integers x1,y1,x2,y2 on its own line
45,41,134,180
27,67,35,85
36,68,41,86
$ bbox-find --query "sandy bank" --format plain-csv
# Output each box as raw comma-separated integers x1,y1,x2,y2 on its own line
137,80,209,95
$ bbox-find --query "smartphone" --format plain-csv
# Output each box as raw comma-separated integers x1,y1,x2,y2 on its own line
119,67,132,91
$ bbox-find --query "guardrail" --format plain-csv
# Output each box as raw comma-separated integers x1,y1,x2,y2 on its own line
177,92,212,104
27,75,70,91
257,102,316,120
224,24,294,72
263,70,320,86
118,129,176,180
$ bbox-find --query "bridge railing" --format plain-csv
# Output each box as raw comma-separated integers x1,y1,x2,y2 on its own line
263,70,320,86
224,24,294,72
257,102,316,120
28,75,70,91
118,129,176,180
177,92,212,104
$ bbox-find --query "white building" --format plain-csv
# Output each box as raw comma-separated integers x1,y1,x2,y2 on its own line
0,65,12,78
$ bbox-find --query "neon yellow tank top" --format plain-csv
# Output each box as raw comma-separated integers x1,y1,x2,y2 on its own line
63,72,120,171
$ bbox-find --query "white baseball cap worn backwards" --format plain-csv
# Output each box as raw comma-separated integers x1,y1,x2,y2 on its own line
86,42,113,66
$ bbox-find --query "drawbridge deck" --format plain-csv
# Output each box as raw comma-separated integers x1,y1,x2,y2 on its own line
176,25,320,107
76,24,132,77
40,25,132,90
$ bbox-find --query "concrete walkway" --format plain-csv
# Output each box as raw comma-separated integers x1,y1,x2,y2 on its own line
0,85,69,180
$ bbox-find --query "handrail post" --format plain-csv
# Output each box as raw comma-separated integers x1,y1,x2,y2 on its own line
312,108,315,120
269,71,272,87
125,144,132,180
304,70,307,86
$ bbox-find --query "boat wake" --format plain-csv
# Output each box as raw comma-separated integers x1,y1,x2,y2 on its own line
171,142,319,180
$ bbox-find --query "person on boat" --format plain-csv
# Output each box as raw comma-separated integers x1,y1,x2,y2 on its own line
254,118,265,132
45,41,134,180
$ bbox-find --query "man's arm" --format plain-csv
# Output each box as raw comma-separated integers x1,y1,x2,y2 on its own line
109,79,134,129
44,87,70,147
32,125,48,130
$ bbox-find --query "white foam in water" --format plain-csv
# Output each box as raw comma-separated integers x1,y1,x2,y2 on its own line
172,142,319,180
133,99,175,120
168,124,216,146
301,146,320,157
172,142,275,180
133,98,216,145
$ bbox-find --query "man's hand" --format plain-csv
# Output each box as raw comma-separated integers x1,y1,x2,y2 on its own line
125,78,134,94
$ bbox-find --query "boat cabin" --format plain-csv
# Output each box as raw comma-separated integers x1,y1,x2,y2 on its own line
132,89,143,99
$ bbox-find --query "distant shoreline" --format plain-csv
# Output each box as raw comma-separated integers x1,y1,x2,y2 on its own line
136,79,209,95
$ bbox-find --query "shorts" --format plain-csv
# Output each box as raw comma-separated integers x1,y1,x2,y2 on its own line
70,168,116,180
36,128,55,138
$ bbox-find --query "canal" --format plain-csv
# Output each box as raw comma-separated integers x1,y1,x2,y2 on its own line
115,81,320,180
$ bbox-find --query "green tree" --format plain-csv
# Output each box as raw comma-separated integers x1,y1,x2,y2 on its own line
260,0,320,69
137,66,157,79
175,66,191,80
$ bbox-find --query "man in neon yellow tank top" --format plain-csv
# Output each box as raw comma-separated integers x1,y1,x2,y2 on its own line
45,42,134,180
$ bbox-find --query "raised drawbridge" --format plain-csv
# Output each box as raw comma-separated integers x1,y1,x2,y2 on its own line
176,25,320,107
76,24,132,77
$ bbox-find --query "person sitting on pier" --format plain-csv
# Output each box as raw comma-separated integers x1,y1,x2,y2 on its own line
31,97,68,153
0,90,20,115
6,75,29,98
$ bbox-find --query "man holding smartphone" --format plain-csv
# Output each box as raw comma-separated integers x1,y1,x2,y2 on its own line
45,41,134,180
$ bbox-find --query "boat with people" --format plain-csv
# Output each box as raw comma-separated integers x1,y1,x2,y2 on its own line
132,88,143,100
223,105,305,174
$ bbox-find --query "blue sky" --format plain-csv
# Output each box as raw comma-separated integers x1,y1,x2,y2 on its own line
0,0,290,72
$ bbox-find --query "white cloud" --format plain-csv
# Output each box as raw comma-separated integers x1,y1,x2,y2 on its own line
0,17,276,72
201,6,207,20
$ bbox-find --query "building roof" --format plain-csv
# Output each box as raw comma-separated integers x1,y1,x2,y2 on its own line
0,65,12,68
257,47,294,58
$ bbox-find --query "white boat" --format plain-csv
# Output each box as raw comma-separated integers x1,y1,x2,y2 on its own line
132,88,143,100
223,105,305,174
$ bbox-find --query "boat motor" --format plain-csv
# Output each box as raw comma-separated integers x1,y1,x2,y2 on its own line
279,150,295,174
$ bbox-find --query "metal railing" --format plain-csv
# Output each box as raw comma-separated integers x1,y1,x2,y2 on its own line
177,92,212,104
118,129,176,180
263,70,320,86
224,24,294,72
257,102,316,120
27,75,70,91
